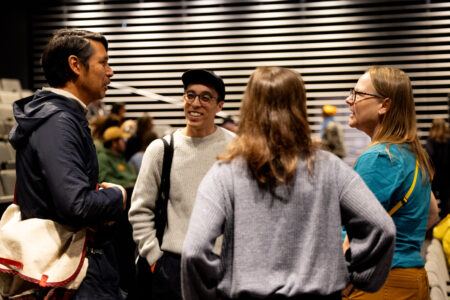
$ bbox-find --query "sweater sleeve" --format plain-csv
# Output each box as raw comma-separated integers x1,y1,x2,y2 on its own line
128,138,165,265
339,164,396,292
181,162,228,300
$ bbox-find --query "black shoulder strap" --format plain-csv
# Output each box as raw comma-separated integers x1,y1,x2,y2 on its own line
155,133,174,246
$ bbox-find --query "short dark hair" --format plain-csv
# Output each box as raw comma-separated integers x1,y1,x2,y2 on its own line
221,116,235,125
41,28,108,87
111,102,125,115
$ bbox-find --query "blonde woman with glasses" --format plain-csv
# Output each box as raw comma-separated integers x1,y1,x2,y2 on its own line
342,66,439,300
181,66,395,300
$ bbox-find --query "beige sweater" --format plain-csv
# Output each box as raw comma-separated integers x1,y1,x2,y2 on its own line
129,127,235,265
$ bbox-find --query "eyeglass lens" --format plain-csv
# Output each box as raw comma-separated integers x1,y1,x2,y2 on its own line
185,92,213,103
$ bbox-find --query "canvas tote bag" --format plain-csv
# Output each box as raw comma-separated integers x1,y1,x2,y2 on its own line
0,203,88,298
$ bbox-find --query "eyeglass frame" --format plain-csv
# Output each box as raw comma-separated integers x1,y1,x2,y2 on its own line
183,91,218,105
348,88,384,105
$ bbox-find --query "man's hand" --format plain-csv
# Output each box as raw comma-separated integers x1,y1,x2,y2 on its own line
100,182,127,209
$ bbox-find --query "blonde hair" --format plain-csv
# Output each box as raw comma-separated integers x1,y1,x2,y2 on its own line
220,67,315,187
368,66,433,180
429,118,450,143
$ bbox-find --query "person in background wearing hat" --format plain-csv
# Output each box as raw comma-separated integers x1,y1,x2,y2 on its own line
98,126,137,188
8,29,126,298
320,104,346,159
129,69,235,299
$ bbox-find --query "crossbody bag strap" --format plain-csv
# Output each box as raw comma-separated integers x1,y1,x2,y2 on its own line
388,159,419,216
155,133,174,246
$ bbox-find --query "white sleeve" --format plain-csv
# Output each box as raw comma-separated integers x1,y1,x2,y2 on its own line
128,138,165,265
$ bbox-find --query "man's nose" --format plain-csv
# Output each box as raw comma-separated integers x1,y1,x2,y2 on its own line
191,96,202,106
106,65,114,77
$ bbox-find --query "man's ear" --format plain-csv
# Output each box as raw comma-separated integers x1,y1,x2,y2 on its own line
68,55,82,75
215,100,224,113
379,98,391,116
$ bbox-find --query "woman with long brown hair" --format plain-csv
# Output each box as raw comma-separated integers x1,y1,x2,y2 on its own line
181,66,395,300
343,66,438,300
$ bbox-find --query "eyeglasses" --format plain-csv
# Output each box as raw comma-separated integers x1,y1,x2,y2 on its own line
183,92,216,104
348,88,384,105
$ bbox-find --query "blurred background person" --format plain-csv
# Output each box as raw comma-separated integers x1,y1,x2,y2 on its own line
182,66,395,300
98,125,138,298
98,126,136,188
220,116,239,133
343,66,438,300
110,102,126,125
121,119,137,137
86,99,106,122
94,115,121,153
129,130,158,173
425,118,450,218
125,114,157,161
89,114,107,145
320,104,346,159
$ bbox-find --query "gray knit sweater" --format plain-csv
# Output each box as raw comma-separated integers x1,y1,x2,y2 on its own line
181,150,396,299
129,127,235,265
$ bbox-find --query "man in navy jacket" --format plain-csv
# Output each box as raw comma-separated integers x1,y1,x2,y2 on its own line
9,29,126,299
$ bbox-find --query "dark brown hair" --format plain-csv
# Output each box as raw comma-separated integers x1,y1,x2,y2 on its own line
41,28,108,87
220,66,315,187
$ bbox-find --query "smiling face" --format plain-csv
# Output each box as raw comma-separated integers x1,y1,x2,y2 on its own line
183,83,224,137
76,40,113,104
346,72,386,138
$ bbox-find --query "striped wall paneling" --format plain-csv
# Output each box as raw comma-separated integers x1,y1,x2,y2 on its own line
30,0,450,162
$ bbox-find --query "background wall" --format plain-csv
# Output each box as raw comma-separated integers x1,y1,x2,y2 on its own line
0,5,32,89
7,0,450,161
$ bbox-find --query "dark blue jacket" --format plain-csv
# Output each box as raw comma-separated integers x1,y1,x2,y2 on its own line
9,90,123,227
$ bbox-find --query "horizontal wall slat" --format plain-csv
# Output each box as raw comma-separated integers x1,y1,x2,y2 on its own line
30,0,450,166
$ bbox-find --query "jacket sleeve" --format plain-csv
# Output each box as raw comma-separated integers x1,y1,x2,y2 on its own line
33,113,123,227
128,138,165,265
339,165,396,292
181,162,227,300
